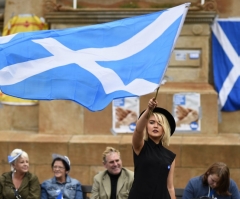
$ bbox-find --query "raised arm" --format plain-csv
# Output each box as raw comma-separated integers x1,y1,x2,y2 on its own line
132,98,157,155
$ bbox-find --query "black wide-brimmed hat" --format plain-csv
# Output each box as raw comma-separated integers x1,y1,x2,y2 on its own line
139,107,176,135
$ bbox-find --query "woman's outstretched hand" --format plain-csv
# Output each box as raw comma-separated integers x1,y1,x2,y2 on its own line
148,98,158,111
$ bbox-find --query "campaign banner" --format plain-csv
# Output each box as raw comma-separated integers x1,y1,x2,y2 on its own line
112,97,139,134
173,93,201,132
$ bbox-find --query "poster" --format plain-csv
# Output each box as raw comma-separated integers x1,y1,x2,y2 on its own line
112,97,139,134
173,93,201,132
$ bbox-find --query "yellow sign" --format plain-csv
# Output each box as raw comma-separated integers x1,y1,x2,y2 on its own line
3,14,48,35
0,91,38,105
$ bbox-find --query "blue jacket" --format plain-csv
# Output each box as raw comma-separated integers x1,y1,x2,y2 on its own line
41,175,83,199
183,175,240,199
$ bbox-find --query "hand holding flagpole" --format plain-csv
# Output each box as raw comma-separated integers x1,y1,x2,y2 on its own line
148,86,160,118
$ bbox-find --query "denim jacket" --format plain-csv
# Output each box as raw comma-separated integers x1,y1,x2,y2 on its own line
41,175,83,199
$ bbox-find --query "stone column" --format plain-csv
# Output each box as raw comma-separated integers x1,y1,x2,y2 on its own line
1,0,50,132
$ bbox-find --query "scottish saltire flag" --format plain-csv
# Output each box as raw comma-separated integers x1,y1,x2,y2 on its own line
212,19,240,111
0,3,190,111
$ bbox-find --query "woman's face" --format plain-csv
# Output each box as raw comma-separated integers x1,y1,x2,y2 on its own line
15,156,29,174
147,114,164,140
207,173,220,189
52,160,67,179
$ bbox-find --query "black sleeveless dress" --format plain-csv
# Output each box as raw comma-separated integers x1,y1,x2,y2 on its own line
128,138,176,199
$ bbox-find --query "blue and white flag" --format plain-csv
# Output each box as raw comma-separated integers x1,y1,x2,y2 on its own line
0,3,190,111
212,19,240,111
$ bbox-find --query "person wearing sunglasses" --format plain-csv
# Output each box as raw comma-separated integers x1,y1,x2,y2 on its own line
41,154,83,199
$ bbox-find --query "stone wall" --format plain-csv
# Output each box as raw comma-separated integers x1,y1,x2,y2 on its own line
0,83,240,188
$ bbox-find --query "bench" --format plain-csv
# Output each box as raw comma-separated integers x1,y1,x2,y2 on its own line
82,185,92,199
175,188,184,199
81,185,184,199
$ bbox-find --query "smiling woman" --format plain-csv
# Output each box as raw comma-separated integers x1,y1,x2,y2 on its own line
41,154,83,199
0,148,41,199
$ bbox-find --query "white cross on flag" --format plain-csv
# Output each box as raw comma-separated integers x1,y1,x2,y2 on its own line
212,19,240,111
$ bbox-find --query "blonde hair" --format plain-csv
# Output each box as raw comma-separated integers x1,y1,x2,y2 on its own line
10,149,29,171
102,147,120,163
144,112,171,146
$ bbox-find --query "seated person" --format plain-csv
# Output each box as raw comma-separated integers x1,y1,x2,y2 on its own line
0,148,41,199
183,162,240,199
41,154,83,199
90,147,134,199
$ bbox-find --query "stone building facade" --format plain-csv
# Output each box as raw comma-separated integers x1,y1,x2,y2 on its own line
0,0,240,190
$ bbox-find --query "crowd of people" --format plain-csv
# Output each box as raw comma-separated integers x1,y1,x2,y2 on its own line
0,98,239,199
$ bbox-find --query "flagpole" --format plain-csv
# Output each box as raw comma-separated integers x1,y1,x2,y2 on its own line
148,87,160,118
73,0,77,9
